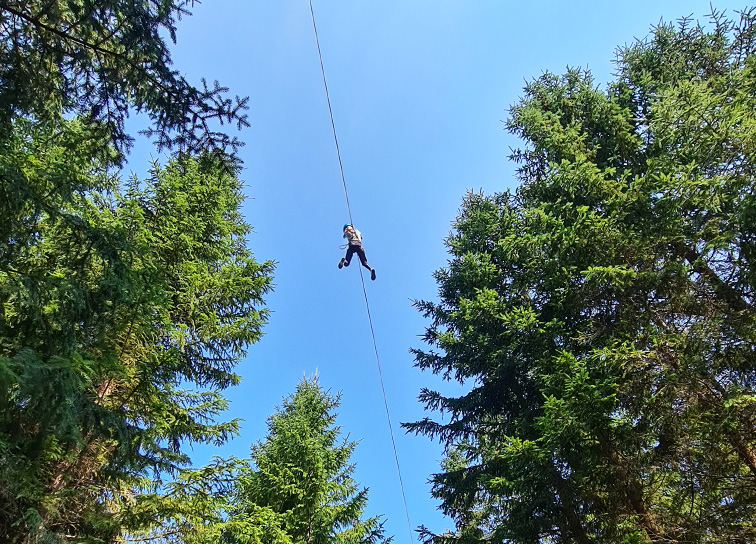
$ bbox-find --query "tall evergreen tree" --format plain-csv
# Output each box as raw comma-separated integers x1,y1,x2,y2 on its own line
0,116,273,542
1,1,266,541
408,8,756,543
236,378,389,544
137,378,391,544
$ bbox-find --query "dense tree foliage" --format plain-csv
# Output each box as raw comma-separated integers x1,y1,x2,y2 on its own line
408,8,756,543
0,116,273,542
136,378,390,544
0,1,271,541
236,378,389,544
0,0,248,160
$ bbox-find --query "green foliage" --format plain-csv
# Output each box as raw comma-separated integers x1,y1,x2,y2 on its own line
238,378,389,544
0,117,273,542
0,0,249,161
0,1,265,540
126,456,292,544
409,7,756,544
134,378,391,544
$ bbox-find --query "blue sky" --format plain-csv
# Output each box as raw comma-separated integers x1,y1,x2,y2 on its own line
127,1,745,541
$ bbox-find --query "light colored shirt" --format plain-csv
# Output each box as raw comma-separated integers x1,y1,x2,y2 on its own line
343,227,362,245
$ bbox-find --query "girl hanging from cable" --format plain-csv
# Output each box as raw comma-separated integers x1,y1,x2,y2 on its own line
338,224,376,280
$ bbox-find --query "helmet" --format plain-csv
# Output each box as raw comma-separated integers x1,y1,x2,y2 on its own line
343,224,352,230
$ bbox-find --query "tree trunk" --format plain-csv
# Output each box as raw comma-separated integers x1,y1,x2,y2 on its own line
672,241,753,313
730,433,756,477
607,449,669,542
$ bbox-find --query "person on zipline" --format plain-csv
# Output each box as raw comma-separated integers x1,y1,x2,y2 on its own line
338,224,376,281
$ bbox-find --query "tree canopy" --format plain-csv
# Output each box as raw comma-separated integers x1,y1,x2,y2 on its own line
237,378,389,544
1,2,272,541
0,0,249,160
408,8,756,543
0,117,273,542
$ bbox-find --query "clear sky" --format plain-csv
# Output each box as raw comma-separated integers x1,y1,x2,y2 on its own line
126,1,746,541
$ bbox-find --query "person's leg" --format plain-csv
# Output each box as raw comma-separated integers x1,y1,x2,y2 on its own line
356,246,369,268
356,247,376,280
343,245,356,266
339,246,353,269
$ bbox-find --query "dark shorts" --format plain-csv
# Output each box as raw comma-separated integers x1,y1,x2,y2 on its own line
345,243,369,268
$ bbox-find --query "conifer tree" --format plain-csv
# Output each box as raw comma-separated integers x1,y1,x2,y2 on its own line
0,0,248,160
0,117,273,542
136,378,391,544
1,2,266,541
234,378,390,544
408,8,756,543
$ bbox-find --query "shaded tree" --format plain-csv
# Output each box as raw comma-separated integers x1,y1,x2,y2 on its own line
0,116,273,542
0,2,268,540
408,7,756,543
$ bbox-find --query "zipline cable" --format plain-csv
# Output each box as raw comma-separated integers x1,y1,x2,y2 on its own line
308,0,353,227
307,3,414,542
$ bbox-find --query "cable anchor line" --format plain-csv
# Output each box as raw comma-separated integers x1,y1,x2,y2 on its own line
307,3,414,543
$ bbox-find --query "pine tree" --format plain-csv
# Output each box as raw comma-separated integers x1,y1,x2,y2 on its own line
1,2,267,540
135,378,391,544
0,0,248,161
234,378,390,544
0,117,274,542
408,8,756,543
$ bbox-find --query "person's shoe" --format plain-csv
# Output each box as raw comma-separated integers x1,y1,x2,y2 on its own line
371,268,376,281
338,258,345,269
343,259,349,267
